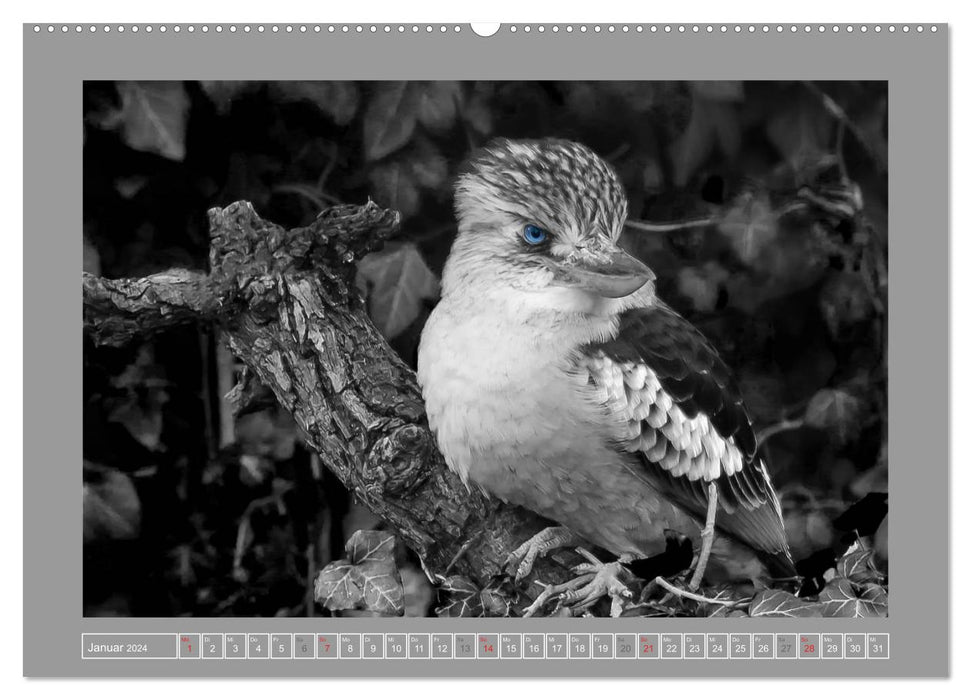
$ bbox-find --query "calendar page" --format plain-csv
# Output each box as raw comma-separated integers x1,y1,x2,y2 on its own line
23,21,947,678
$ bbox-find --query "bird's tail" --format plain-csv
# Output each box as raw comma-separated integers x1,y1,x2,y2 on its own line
704,536,796,587
758,548,799,584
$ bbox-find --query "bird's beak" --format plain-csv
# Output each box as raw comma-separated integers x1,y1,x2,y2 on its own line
548,248,655,299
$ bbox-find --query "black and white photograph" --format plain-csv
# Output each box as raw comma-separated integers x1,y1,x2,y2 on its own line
81,79,889,619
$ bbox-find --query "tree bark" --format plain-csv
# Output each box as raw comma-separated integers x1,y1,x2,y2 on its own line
83,200,572,614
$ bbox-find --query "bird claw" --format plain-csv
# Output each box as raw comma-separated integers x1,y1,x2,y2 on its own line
504,526,576,583
561,559,633,617
523,548,634,617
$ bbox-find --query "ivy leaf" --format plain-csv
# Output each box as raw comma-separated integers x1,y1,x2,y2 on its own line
818,577,888,618
200,81,361,125
461,83,494,135
314,560,363,610
106,389,168,451
434,576,512,617
83,467,142,543
718,193,778,265
766,95,831,177
346,531,405,616
417,81,462,132
479,588,512,617
115,81,190,161
409,139,449,189
271,81,361,125
363,82,419,161
367,141,448,219
819,271,873,339
677,262,728,312
836,544,883,585
368,161,421,219
670,92,741,186
198,80,251,115
314,530,404,616
356,242,439,340
346,529,397,564
749,589,824,617
435,576,484,618
104,346,170,450
804,388,864,446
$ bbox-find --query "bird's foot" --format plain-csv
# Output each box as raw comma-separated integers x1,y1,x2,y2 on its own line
523,548,634,618
561,549,635,616
505,526,578,583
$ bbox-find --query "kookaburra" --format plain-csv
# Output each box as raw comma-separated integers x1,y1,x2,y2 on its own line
418,139,794,609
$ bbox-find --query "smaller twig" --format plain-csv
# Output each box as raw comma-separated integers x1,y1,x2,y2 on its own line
316,141,339,190
653,576,747,608
273,183,342,210
418,556,440,585
605,142,631,162
775,200,812,219
757,417,805,444
707,595,753,616
801,81,887,173
689,482,719,590
443,534,479,576
211,589,246,615
231,517,252,579
625,217,718,234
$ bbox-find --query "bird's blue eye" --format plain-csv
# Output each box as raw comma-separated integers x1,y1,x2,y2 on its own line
522,224,549,245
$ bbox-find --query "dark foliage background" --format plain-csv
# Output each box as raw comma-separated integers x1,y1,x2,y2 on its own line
82,80,888,617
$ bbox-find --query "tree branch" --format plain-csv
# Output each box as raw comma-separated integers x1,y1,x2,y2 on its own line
82,269,216,346
82,200,569,614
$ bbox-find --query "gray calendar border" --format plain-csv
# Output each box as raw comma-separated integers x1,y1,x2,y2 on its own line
23,23,948,678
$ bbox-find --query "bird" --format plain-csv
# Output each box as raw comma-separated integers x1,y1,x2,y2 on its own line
417,138,794,612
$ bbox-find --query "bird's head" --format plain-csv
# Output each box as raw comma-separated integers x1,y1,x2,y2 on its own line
445,138,655,315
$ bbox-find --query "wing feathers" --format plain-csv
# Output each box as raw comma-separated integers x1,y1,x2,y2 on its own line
583,304,791,562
